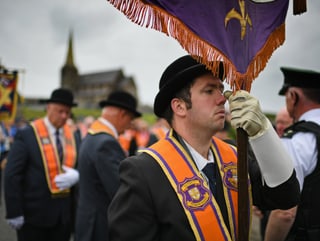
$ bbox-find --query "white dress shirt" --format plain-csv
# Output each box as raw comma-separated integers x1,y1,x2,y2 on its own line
44,117,64,148
281,108,320,190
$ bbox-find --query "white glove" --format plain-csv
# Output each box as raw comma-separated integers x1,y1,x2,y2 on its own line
224,90,268,138
7,216,24,230
54,165,79,190
225,90,294,187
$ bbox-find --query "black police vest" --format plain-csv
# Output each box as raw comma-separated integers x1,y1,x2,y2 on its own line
283,121,320,240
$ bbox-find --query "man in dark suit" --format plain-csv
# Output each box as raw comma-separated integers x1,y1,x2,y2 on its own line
75,91,141,241
4,88,80,241
108,55,300,241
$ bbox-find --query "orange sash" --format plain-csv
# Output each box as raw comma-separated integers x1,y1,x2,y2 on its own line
118,129,135,155
31,119,77,194
142,129,251,241
88,119,116,137
136,131,154,148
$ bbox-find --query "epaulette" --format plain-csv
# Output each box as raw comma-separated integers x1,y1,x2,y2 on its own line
282,121,320,139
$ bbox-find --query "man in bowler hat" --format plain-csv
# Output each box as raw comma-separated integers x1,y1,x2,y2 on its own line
4,88,80,241
75,90,141,241
107,55,300,241
265,67,320,241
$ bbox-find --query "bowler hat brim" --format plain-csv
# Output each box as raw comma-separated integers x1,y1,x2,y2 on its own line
99,100,141,117
47,99,78,107
40,88,78,107
39,98,78,107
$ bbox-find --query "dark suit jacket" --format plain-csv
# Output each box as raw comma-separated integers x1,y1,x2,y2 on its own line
4,123,80,227
108,148,300,241
75,132,125,241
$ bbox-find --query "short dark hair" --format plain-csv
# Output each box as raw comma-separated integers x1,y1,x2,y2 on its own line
301,88,320,103
161,79,194,125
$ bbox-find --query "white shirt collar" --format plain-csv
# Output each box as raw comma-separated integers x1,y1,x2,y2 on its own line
98,117,118,138
299,108,320,123
44,117,61,136
183,139,215,171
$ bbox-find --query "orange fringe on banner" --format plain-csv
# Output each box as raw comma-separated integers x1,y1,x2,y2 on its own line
107,0,286,92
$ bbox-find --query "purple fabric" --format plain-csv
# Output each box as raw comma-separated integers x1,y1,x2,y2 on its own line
145,0,289,74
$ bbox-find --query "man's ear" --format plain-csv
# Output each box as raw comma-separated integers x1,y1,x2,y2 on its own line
289,90,299,106
171,98,186,116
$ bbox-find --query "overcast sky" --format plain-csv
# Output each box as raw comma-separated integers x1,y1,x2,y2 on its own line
1,0,319,113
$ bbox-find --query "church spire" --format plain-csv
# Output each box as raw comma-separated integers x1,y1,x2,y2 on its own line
65,30,74,66
61,30,78,90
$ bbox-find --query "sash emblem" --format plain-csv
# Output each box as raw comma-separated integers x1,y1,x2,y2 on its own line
222,162,238,191
178,176,211,210
41,137,51,145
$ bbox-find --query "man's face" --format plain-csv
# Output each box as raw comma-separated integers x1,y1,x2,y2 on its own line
118,109,136,135
46,103,72,129
186,74,227,133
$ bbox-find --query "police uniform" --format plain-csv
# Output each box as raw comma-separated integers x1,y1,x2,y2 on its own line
278,67,320,240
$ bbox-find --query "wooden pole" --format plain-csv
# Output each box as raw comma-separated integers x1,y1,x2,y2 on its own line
237,128,249,241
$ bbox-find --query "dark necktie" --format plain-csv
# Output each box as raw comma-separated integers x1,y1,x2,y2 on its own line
55,129,63,162
202,162,217,195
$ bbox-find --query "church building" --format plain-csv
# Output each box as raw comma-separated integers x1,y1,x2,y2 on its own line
61,32,139,108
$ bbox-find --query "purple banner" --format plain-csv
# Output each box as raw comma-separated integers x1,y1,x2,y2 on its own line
107,0,289,90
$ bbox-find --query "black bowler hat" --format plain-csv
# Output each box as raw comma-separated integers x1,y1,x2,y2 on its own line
99,91,142,117
43,88,77,107
278,67,320,95
154,55,224,117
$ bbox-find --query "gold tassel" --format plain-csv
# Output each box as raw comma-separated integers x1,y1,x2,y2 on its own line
293,0,307,15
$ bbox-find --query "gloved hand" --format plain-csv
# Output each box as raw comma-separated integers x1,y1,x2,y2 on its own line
225,90,294,188
54,165,79,190
224,90,269,138
7,216,24,230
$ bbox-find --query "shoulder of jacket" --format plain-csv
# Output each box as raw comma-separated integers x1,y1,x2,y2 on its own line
283,121,320,139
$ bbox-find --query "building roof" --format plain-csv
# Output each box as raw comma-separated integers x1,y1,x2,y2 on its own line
79,69,124,86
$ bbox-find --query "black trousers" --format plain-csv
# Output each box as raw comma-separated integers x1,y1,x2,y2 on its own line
17,222,72,241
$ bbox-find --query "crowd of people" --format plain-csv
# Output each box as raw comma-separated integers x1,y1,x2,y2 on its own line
0,55,319,241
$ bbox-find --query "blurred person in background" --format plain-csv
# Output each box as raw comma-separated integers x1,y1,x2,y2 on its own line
150,117,170,140
214,120,235,145
275,107,294,137
77,115,95,139
119,118,158,156
75,91,141,241
4,88,80,241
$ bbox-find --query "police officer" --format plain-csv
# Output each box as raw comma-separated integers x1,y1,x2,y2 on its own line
265,67,320,241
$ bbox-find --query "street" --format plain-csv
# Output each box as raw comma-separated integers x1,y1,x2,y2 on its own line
0,172,15,241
